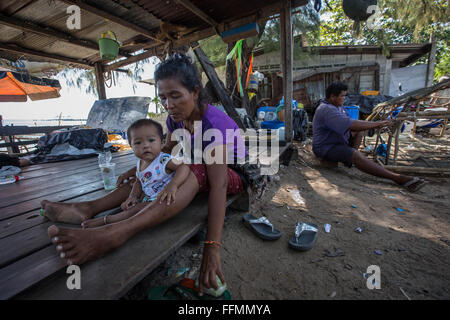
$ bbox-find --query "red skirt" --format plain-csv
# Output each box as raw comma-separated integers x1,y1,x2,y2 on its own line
189,164,244,194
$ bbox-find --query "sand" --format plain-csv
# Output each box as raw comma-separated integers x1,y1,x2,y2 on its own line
123,141,450,300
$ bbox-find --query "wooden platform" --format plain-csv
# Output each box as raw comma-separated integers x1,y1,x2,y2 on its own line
0,150,249,299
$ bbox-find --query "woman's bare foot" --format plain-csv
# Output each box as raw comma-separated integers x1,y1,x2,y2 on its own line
41,200,93,224
48,224,123,265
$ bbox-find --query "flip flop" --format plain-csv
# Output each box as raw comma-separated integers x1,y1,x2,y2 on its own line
402,177,427,193
288,222,318,251
242,214,282,240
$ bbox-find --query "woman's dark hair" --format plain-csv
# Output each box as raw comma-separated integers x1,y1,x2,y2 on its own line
154,53,206,109
326,81,348,99
127,119,164,144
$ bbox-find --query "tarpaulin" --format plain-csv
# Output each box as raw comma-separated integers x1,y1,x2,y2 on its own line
0,71,61,102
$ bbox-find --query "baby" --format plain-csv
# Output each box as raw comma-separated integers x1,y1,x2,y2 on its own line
82,119,190,228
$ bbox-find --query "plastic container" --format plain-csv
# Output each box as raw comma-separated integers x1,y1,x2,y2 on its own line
260,120,285,129
248,73,259,92
99,163,116,191
98,31,120,61
257,107,277,122
344,105,359,120
98,150,112,166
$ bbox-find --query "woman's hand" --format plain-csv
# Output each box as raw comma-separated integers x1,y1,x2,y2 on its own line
198,244,226,296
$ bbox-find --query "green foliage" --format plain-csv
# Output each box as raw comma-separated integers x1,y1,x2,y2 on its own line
259,2,321,51
318,0,449,82
198,36,228,67
58,53,152,96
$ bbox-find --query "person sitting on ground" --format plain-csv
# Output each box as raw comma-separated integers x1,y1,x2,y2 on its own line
312,81,426,192
40,53,247,294
80,119,190,228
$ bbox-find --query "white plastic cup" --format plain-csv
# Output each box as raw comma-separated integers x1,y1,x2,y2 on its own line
99,163,116,191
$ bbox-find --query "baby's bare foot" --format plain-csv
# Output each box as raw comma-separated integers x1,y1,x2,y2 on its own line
81,216,105,229
41,200,92,224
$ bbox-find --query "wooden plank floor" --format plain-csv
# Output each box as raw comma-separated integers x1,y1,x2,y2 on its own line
0,150,138,299
0,143,288,300
0,150,246,300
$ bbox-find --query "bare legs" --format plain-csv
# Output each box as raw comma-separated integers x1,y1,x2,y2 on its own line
348,130,424,189
351,151,420,186
350,130,364,149
41,180,133,224
48,172,200,265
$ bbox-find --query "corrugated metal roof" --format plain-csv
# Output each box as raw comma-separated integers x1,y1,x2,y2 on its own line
0,0,308,68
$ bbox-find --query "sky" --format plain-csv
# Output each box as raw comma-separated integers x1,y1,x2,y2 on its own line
1,61,158,121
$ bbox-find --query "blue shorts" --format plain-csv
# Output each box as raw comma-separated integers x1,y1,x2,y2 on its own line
324,144,356,168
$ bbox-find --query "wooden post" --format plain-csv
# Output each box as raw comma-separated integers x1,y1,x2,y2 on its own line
383,58,392,95
425,32,437,88
94,62,107,100
280,0,293,142
393,120,403,165
153,85,159,114
440,103,449,137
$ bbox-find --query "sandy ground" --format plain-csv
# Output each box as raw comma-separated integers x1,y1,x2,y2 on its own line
123,139,450,300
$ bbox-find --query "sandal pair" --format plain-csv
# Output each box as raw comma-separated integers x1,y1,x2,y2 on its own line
243,214,318,251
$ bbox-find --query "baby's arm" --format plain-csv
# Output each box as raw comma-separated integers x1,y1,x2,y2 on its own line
158,160,190,205
121,179,142,210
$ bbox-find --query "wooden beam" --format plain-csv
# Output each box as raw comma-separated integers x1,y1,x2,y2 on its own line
58,0,163,44
0,12,131,58
0,42,92,67
192,41,245,130
94,62,106,100
103,48,155,72
172,0,308,48
280,0,293,142
0,125,72,136
383,165,450,175
174,0,218,26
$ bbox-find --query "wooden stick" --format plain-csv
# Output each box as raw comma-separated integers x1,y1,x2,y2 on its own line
393,121,403,165
397,111,450,117
384,165,450,174
439,105,450,137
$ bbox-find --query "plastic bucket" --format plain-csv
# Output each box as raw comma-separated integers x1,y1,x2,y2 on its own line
344,105,359,120
98,31,119,61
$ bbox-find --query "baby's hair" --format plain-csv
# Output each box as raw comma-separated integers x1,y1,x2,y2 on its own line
127,119,164,145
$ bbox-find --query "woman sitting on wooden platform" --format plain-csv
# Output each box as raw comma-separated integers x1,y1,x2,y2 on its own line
41,53,247,295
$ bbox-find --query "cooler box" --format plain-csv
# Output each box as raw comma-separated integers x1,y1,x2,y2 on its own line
344,105,359,120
